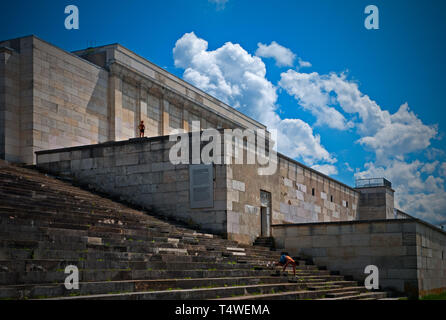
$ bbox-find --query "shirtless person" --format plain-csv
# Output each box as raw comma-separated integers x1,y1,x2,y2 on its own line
269,252,297,276
138,120,145,137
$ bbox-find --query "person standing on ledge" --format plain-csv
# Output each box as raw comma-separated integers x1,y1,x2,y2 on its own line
138,120,145,138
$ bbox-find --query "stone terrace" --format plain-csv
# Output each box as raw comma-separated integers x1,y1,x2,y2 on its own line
0,160,388,300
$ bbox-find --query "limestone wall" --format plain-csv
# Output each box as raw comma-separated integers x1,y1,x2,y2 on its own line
227,162,280,244
0,37,34,163
277,155,358,224
32,38,110,163
1,35,268,164
35,136,228,236
416,222,446,297
357,186,395,220
0,36,110,164
272,219,446,298
0,46,21,162
226,153,359,244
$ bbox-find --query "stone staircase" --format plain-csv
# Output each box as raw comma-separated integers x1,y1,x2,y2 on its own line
253,237,275,249
0,161,388,300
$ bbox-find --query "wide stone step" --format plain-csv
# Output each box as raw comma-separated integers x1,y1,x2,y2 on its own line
318,291,388,300
0,223,249,255
0,259,277,273
0,246,282,269
38,281,360,300
212,286,370,300
0,268,284,286
0,248,227,263
0,276,292,299
323,290,361,298
0,274,351,299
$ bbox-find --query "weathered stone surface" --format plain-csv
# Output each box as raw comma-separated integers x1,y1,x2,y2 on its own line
273,220,446,299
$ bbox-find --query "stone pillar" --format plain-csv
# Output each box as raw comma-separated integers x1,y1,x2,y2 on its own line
162,98,170,135
356,180,395,220
0,46,21,163
0,47,11,160
139,86,148,136
183,109,189,132
108,74,123,141
134,84,141,137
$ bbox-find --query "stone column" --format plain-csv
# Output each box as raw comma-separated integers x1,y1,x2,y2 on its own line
356,183,395,220
108,73,123,141
139,86,148,136
0,46,22,163
183,109,189,132
134,84,141,137
161,96,170,135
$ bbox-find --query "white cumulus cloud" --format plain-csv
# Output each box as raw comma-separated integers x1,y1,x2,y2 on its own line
279,70,353,130
355,160,446,224
209,0,229,9
255,41,296,67
311,164,338,176
279,70,438,164
357,103,438,163
173,32,335,167
297,57,312,69
440,162,446,177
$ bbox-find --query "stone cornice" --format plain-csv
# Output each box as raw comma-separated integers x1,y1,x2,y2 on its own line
109,61,264,131
0,46,15,55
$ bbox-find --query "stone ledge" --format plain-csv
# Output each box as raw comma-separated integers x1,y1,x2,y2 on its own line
273,218,446,237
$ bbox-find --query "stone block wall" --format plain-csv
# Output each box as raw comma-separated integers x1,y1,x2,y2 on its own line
273,219,446,298
1,35,268,164
0,36,110,164
416,222,446,297
277,155,358,224
32,37,110,163
226,152,359,244
0,46,20,162
0,37,34,163
35,136,228,236
227,162,280,244
357,186,395,220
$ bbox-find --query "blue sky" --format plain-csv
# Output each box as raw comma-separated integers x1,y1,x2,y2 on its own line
1,0,446,224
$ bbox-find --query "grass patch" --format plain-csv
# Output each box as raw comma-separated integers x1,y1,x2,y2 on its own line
69,292,81,297
420,292,446,300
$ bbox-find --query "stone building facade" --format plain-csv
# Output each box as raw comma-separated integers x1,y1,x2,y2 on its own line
3,35,445,297
34,133,359,244
273,219,446,298
2,35,362,242
0,35,263,164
